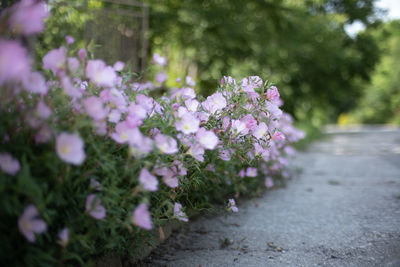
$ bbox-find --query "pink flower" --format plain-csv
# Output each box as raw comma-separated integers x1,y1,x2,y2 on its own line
111,122,142,145
202,92,227,114
265,177,274,189
197,111,210,123
252,122,268,139
174,203,188,222
222,76,237,86
154,166,180,188
129,136,153,157
0,152,20,176
272,131,285,141
125,115,143,128
246,167,257,177
61,76,81,98
133,81,155,92
176,106,188,117
163,174,179,188
0,40,30,86
36,100,51,119
156,71,167,83
153,53,167,66
78,48,86,61
231,119,248,135
238,169,245,178
241,76,262,93
241,114,257,131
86,60,117,87
154,165,180,188
18,204,47,242
155,134,178,154
56,132,85,165
113,61,125,71
68,57,80,73
65,35,74,45
185,76,196,87
222,116,231,131
196,128,219,150
132,203,152,230
254,143,267,157
57,228,69,247
8,0,48,35
227,199,238,212
100,88,127,112
136,94,155,115
139,168,158,192
150,128,161,137
23,72,48,95
180,87,196,99
175,113,200,134
219,149,231,161
266,101,282,119
108,109,121,123
184,99,199,112
43,47,67,76
85,194,106,220
90,178,103,191
84,96,108,121
128,103,147,120
173,160,187,176
266,86,280,102
247,91,260,102
188,143,205,162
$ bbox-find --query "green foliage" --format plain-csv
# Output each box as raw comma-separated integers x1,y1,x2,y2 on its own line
144,0,380,122
35,0,87,61
349,20,400,124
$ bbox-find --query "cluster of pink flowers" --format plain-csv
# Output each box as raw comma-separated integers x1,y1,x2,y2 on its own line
0,0,304,247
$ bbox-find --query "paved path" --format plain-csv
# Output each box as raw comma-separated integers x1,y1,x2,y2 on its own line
142,126,400,266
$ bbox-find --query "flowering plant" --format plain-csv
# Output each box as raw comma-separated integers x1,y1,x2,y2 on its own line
0,0,304,265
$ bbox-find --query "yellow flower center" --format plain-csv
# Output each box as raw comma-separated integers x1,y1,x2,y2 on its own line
21,219,32,231
61,145,70,155
160,144,167,153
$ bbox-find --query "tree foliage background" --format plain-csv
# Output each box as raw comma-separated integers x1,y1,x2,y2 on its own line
347,20,400,124
146,0,380,125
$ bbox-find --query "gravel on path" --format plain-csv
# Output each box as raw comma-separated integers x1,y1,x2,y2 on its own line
140,126,400,267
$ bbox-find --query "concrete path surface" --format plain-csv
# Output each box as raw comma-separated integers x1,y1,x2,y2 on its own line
141,126,400,267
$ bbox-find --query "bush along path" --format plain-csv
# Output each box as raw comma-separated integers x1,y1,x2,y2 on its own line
0,1,304,265
142,126,400,267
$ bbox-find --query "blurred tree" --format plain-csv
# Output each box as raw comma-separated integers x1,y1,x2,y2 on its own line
350,20,400,124
145,0,380,122
323,0,376,23
35,0,87,60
